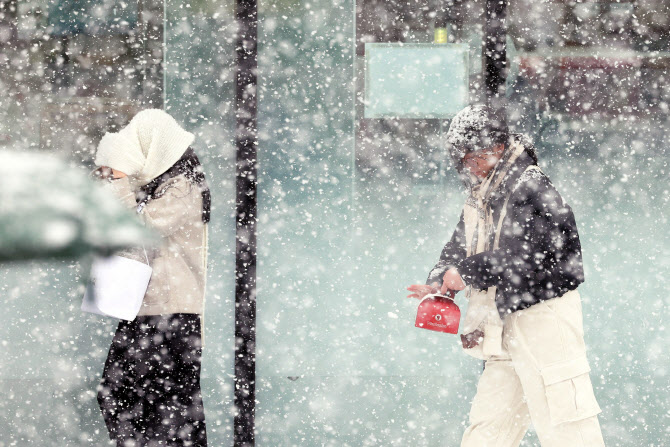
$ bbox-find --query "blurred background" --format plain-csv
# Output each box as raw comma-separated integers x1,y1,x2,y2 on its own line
1,0,668,445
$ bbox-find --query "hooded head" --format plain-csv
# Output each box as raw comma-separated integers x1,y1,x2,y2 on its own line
95,109,195,188
445,105,537,188
445,104,507,173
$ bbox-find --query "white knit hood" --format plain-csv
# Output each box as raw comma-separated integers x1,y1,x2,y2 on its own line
95,109,194,188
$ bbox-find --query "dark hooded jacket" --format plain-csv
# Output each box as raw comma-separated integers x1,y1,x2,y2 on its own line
426,149,585,318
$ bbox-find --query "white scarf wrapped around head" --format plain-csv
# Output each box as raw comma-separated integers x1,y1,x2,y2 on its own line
95,109,195,188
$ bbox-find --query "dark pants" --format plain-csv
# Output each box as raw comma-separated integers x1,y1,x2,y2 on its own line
97,313,207,447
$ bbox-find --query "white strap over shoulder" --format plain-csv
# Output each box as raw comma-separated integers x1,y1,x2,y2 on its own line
141,246,150,265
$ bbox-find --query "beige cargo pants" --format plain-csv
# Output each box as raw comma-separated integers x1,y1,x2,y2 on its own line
461,290,605,447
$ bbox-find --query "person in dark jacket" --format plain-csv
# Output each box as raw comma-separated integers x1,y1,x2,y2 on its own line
425,135,585,317
407,105,604,447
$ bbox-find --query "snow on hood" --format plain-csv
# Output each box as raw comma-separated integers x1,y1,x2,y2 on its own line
445,104,500,162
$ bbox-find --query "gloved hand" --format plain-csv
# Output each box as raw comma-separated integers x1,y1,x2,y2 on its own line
461,329,484,349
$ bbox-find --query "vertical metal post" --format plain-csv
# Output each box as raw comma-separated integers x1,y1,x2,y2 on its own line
484,0,508,136
138,0,164,107
234,0,258,445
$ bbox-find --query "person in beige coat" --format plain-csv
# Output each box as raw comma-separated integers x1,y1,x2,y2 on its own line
93,109,210,447
408,105,605,446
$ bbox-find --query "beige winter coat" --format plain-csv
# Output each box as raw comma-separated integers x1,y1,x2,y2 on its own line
106,174,208,317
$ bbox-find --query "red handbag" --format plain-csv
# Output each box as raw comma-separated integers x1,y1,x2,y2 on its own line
415,292,460,334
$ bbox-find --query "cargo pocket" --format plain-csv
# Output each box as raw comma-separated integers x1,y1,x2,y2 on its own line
540,356,601,426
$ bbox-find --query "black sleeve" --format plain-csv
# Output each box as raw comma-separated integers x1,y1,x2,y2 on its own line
458,174,584,313
425,211,467,287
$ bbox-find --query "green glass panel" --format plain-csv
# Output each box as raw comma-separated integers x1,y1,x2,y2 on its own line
364,43,469,119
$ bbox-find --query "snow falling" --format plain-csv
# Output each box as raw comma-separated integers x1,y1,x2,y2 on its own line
0,0,669,445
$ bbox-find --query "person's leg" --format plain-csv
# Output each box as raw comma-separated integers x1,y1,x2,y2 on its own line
107,317,163,446
170,314,207,446
132,315,166,446
506,290,605,447
461,357,531,447
97,320,142,443
142,314,207,446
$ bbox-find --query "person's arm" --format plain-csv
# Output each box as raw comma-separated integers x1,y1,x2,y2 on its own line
107,175,200,237
140,177,202,237
458,174,584,312
425,211,467,288
104,175,137,209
